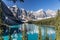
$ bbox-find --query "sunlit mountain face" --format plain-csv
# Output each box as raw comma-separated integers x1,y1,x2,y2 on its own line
1,0,57,25
2,2,57,25
1,0,57,40
9,5,57,18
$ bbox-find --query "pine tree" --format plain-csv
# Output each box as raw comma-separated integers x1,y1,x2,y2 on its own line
0,28,3,40
55,10,60,40
0,0,3,25
9,27,12,40
38,25,42,40
22,23,28,40
0,1,4,40
49,36,52,40
45,27,49,40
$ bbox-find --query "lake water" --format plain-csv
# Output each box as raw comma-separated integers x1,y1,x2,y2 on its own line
3,23,56,40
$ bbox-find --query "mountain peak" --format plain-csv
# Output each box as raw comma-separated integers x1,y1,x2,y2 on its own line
12,5,17,8
36,9,43,13
21,8,25,10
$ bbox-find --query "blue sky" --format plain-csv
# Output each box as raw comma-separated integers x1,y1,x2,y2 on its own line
3,0,60,11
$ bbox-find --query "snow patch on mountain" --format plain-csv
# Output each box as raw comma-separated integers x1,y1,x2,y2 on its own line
8,5,57,21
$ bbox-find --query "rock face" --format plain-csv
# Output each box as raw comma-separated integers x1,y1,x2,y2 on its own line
1,1,28,25
32,9,47,19
1,1,56,25
29,9,56,20
9,6,28,22
1,1,22,25
46,9,56,17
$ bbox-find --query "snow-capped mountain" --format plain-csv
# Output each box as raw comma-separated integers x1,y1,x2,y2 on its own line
33,9,56,17
2,0,57,25
33,9,47,18
29,9,56,20
46,9,56,17
8,5,57,21
8,5,28,21
8,5,20,18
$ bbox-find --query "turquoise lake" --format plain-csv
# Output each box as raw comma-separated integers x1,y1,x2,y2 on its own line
3,23,56,40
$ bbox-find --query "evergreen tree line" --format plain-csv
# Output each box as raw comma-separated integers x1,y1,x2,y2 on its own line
0,0,60,40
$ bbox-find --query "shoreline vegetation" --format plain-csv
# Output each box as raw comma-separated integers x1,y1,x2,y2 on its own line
28,17,56,26
0,9,60,26
0,0,60,40
0,0,60,27
0,0,60,26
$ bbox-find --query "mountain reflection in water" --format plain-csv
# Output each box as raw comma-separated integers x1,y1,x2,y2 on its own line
3,23,56,40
